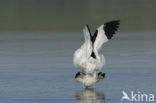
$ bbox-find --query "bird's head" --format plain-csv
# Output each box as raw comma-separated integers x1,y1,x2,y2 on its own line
75,71,86,79
97,72,105,82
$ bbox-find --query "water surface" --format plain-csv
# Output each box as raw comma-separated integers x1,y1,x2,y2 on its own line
0,32,156,103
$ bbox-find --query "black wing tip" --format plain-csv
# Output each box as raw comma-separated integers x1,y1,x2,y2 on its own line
113,20,120,22
85,24,89,28
85,24,92,39
114,20,120,25
109,20,120,22
104,20,120,40
85,24,89,30
105,20,120,25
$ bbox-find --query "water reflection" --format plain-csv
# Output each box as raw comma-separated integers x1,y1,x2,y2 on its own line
75,88,105,103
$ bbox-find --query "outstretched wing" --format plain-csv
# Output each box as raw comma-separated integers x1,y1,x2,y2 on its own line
73,25,92,67
93,20,120,51
83,25,92,44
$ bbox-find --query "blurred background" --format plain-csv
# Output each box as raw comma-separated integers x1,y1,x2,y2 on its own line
0,0,156,32
0,0,156,103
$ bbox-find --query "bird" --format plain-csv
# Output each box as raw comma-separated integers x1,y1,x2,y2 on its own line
74,20,120,87
75,71,105,87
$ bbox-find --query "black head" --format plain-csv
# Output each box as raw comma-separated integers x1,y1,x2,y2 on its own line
102,73,105,78
98,72,102,75
75,72,80,78
75,71,86,78
98,72,105,77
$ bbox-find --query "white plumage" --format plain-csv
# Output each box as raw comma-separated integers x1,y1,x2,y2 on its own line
73,25,106,74
74,20,120,87
75,72,97,87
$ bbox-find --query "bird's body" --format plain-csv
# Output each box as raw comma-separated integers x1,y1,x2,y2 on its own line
74,20,120,87
75,71,105,87
73,25,106,74
77,73,97,87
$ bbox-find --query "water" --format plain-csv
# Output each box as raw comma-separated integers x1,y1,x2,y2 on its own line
0,32,156,103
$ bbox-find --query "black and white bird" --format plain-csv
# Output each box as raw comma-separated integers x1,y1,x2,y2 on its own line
74,20,120,87
75,71,105,87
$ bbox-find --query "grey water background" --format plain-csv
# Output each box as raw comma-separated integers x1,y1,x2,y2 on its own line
0,0,156,103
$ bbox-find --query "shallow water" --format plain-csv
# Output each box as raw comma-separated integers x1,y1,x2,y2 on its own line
0,32,156,103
